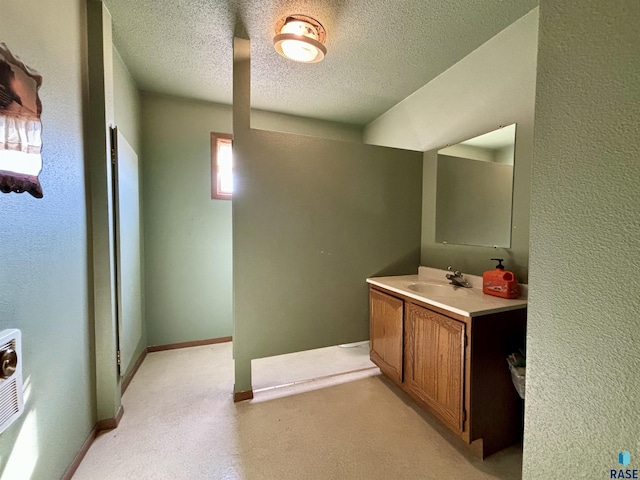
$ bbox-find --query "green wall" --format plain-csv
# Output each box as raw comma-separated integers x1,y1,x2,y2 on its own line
113,46,146,378
522,1,640,477
0,0,94,478
113,47,141,152
140,94,367,347
252,110,362,142
232,41,423,391
233,130,423,391
364,9,537,282
435,155,513,248
140,94,234,346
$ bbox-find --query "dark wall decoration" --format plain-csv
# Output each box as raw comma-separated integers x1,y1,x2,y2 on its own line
0,43,43,198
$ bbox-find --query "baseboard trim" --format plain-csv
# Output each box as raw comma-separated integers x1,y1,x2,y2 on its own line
95,405,124,431
121,348,148,395
233,390,254,402
62,405,124,480
148,336,232,352
62,427,97,480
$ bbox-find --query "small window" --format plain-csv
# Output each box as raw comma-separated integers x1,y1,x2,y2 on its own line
211,133,233,200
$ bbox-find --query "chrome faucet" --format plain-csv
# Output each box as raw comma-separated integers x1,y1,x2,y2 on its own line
446,266,472,288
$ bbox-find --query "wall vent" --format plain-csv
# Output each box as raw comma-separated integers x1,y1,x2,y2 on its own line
0,329,24,434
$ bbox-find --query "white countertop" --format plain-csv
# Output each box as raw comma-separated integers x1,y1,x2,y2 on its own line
366,267,527,317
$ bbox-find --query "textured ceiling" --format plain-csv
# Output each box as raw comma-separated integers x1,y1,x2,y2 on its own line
103,0,538,126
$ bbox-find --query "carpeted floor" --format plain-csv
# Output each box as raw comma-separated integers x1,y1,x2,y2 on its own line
72,343,522,479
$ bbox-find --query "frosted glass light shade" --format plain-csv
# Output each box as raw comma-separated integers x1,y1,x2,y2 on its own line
274,15,327,63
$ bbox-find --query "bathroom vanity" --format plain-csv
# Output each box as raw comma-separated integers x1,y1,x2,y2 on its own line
367,267,527,459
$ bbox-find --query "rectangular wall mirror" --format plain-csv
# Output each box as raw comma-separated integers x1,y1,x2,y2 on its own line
435,124,516,248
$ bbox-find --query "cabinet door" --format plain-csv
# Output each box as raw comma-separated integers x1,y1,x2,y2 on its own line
369,289,403,383
405,303,466,432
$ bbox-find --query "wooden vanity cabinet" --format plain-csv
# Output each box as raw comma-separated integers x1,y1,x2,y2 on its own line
369,285,526,459
404,303,466,434
369,289,404,384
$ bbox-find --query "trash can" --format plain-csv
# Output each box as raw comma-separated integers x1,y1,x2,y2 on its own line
507,352,525,399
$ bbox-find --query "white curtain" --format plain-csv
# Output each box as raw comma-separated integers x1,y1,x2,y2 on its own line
0,114,42,154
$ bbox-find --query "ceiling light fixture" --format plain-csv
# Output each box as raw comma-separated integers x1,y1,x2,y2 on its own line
273,14,327,63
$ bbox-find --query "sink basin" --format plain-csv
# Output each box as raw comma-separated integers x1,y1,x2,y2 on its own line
407,282,472,297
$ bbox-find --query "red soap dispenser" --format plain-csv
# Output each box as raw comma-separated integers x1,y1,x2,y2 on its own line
483,258,520,299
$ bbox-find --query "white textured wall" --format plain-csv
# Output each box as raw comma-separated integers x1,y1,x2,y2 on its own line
523,1,640,477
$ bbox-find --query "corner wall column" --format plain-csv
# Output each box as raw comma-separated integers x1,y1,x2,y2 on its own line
232,37,253,395
86,0,121,420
